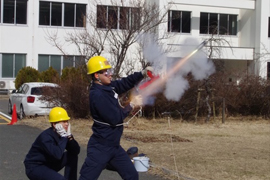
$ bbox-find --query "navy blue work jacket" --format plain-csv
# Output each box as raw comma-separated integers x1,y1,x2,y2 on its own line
24,127,80,169
89,72,143,146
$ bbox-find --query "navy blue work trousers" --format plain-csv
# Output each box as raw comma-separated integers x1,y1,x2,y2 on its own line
79,141,138,180
25,151,78,180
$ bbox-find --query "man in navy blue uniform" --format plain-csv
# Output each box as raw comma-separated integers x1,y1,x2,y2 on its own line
24,107,80,180
79,56,151,180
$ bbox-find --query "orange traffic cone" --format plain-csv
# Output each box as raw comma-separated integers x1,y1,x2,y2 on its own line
8,104,17,125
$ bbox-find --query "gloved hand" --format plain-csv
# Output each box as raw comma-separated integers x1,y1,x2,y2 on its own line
141,66,153,78
130,95,143,108
67,123,72,136
55,123,68,137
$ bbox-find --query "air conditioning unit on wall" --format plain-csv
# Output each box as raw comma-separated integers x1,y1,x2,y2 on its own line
0,81,6,89
0,80,11,89
0,81,10,94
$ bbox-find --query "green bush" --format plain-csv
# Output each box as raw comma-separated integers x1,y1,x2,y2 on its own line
40,66,60,83
15,66,40,89
61,67,78,81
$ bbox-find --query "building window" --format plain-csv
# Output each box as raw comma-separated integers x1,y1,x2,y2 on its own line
96,5,140,30
120,7,129,30
168,10,191,33
107,6,117,29
64,3,75,27
39,1,86,27
38,55,85,75
130,8,140,30
200,13,237,35
267,62,270,80
2,0,27,24
76,4,86,27
2,54,26,78
38,55,61,74
268,17,270,37
39,1,62,26
63,56,74,68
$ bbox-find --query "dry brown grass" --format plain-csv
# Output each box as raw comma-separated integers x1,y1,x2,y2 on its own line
17,116,270,180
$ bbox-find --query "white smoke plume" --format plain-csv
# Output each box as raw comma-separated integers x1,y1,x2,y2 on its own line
139,34,167,73
164,75,189,101
138,35,215,102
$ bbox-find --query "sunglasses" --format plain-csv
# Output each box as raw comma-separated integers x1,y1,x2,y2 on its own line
98,69,113,77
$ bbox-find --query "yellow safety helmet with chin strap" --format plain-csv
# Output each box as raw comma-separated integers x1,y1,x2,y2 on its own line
49,107,70,123
87,56,112,74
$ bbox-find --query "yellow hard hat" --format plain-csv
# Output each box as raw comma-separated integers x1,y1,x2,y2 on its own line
49,107,70,123
87,56,112,74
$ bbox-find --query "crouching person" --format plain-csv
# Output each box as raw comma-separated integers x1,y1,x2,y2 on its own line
24,107,80,180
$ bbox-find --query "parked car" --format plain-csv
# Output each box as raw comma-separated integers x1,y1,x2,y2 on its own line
8,82,58,119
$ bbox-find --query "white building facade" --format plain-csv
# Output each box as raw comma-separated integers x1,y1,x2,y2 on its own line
0,0,269,90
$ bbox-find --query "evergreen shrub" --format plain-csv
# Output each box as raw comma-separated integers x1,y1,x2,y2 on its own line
15,66,40,89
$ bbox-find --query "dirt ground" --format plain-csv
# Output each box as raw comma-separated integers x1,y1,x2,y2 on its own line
17,116,270,180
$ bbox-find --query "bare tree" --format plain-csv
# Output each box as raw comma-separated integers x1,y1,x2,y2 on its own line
196,26,234,122
46,0,170,78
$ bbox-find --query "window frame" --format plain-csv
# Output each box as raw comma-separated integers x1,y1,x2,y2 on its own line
96,5,140,30
200,12,237,35
1,0,27,24
39,1,86,27
267,62,270,79
168,10,191,33
268,17,270,38
1,53,26,78
38,55,86,75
